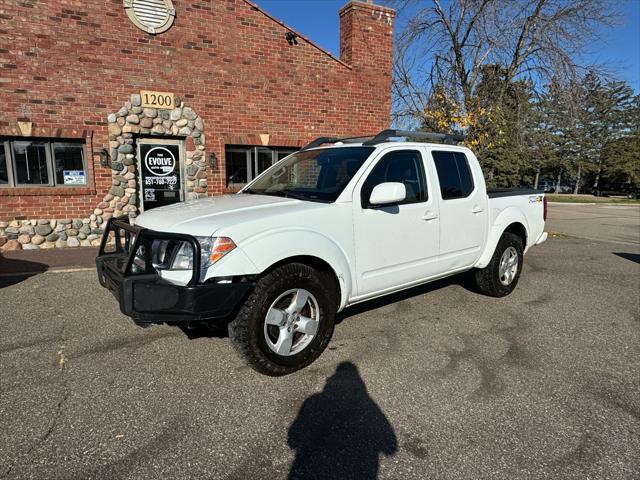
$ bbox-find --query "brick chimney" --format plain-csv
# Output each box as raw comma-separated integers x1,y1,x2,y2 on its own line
339,1,395,72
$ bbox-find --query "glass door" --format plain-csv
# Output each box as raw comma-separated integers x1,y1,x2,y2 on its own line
137,138,185,212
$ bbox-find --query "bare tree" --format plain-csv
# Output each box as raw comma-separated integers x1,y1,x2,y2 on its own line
390,0,619,125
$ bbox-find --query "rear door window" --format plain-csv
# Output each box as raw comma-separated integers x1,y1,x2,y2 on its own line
432,151,474,199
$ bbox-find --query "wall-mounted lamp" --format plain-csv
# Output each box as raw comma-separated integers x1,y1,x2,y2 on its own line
285,31,298,46
98,148,110,168
209,151,217,170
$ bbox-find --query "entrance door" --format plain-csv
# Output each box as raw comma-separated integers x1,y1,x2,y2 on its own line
137,138,184,211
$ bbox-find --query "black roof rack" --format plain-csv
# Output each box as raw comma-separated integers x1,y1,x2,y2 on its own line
301,129,464,150
301,136,341,150
301,135,376,150
363,129,464,146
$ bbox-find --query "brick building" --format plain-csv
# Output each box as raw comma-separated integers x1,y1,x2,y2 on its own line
0,0,394,249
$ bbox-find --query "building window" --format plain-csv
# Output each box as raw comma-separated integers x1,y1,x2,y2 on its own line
225,146,298,187
0,139,87,188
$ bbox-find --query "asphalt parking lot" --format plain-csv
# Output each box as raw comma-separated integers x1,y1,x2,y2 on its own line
1,204,639,479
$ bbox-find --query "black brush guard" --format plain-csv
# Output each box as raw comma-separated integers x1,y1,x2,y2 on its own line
96,217,253,326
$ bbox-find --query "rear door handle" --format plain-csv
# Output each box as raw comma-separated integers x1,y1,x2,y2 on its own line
471,205,484,214
422,211,438,221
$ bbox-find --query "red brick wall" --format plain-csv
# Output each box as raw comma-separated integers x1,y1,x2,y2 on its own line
0,0,395,221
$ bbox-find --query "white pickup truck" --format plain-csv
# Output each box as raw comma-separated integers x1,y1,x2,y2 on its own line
96,129,547,376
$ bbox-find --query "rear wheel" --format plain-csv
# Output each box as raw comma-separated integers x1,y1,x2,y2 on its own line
628,192,637,199
475,232,524,297
228,263,336,376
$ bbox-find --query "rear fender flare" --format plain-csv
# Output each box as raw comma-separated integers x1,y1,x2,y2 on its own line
474,207,530,269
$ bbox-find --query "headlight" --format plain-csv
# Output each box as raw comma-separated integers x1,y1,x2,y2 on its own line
170,241,195,270
151,236,236,272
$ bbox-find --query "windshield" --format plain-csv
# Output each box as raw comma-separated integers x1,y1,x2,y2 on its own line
243,146,374,202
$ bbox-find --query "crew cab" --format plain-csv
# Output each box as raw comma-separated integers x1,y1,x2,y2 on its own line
96,129,548,376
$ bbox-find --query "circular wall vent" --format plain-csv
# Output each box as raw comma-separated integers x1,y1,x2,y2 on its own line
123,0,175,35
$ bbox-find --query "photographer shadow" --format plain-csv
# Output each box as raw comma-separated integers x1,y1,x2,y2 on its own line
287,362,397,480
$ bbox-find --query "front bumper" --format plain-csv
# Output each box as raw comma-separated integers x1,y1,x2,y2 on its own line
96,218,253,325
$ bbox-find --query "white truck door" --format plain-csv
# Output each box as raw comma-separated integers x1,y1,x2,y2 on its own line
353,148,440,296
429,148,488,271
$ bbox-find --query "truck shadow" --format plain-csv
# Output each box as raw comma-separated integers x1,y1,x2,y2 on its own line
336,271,478,324
180,272,478,338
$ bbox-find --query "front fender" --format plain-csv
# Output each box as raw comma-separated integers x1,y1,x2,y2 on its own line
209,228,353,311
474,207,530,269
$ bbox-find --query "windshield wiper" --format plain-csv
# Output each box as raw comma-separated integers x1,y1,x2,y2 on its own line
278,191,311,201
263,190,315,201
244,189,318,202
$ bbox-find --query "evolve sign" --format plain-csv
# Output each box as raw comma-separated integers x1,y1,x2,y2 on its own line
139,143,182,210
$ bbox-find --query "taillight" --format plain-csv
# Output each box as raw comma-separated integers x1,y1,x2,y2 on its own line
543,195,548,221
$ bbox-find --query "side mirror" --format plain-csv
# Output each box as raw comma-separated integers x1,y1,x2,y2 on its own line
368,182,406,206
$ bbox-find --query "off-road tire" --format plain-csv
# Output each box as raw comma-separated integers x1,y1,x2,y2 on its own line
228,263,336,376
475,232,524,297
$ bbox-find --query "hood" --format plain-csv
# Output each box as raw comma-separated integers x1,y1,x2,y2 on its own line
134,194,318,237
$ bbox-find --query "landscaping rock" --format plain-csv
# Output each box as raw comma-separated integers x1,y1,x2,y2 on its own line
35,224,52,236
1,240,22,251
31,235,45,245
67,236,80,247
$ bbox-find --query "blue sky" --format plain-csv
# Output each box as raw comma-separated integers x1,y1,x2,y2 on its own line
255,0,640,93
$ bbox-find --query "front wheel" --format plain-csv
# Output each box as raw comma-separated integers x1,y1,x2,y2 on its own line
628,192,637,199
228,263,336,376
475,232,524,297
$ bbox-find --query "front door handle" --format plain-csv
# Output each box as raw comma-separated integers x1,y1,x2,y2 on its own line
422,211,438,221
471,205,484,214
